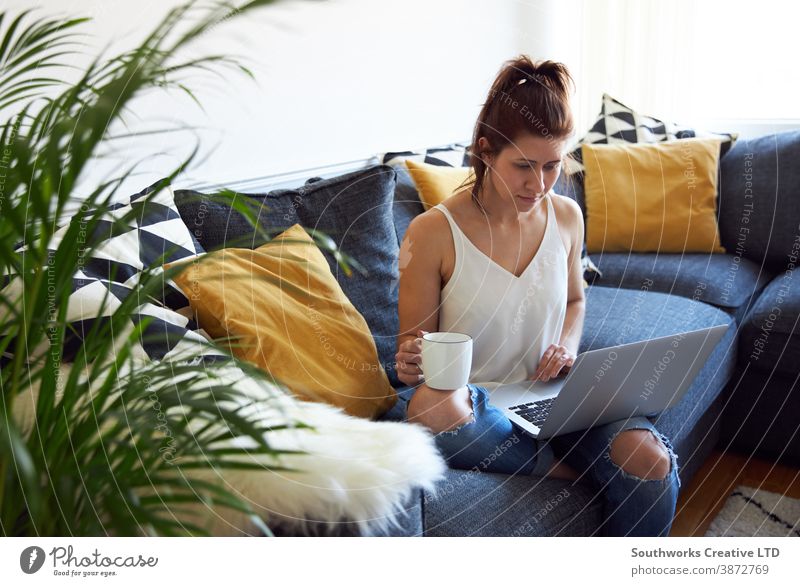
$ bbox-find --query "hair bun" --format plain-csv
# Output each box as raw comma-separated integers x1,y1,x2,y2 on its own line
507,57,573,98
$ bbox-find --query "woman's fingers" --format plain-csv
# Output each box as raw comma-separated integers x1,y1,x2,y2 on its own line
397,359,422,375
549,353,572,379
539,356,561,381
396,352,422,365
393,330,429,385
533,345,574,381
396,353,423,384
395,332,426,385
532,346,556,380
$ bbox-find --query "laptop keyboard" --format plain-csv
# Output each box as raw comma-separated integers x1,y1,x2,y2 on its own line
509,397,555,427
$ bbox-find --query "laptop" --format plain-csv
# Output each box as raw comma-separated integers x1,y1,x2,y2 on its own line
487,324,730,439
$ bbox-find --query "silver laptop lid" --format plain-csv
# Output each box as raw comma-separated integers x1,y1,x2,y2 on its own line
535,324,730,438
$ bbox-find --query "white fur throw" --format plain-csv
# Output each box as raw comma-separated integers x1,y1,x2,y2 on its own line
14,362,445,536
180,367,447,535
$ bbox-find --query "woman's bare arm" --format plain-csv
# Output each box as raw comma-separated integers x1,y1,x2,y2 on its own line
558,197,586,357
395,212,447,384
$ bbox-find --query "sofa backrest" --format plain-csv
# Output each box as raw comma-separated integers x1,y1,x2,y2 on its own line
555,131,800,274
718,130,800,274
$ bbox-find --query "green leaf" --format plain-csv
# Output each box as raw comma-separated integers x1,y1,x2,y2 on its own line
1,1,320,537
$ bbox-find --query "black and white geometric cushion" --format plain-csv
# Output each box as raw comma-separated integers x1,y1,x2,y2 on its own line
380,142,472,168
566,93,738,174
4,183,226,365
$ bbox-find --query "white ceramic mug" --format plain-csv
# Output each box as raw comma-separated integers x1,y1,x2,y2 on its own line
421,332,473,390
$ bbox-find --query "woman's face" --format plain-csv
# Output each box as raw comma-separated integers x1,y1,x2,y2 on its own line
479,133,567,211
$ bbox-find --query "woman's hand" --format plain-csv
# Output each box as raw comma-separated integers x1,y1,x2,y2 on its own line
396,329,428,386
530,343,575,382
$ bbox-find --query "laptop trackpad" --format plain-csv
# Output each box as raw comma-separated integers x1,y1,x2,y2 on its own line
487,379,563,409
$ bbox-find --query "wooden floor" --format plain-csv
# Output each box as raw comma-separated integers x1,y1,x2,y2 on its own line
670,449,800,536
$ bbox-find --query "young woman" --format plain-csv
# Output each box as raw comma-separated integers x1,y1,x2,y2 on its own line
394,55,681,537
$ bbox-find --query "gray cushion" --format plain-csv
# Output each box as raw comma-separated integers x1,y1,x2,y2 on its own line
174,189,301,251
719,130,800,273
392,165,425,245
590,252,774,310
739,268,800,376
423,469,601,536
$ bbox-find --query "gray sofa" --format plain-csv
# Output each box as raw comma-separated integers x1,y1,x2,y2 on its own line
555,130,800,471
173,130,799,536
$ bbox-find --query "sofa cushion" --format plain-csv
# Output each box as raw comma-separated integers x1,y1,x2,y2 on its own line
581,285,733,351
566,93,737,175
739,267,800,376
287,166,401,386
404,159,474,210
554,168,587,213
582,138,726,254
176,166,403,387
719,130,800,273
168,224,398,419
174,189,301,251
380,143,471,168
590,252,774,311
392,165,425,245
382,143,469,243
3,182,226,364
553,172,603,286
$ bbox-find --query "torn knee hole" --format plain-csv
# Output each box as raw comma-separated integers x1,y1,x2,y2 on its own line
608,429,672,480
437,409,476,436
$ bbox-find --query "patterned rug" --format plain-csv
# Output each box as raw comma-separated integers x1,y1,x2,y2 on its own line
705,486,800,537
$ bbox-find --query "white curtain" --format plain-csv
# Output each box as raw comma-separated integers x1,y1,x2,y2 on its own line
518,0,800,140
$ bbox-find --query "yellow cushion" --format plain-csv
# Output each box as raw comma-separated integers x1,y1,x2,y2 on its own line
405,159,475,209
168,224,397,419
581,138,726,254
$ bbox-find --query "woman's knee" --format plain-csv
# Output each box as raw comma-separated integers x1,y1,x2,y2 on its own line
609,429,672,480
407,383,474,433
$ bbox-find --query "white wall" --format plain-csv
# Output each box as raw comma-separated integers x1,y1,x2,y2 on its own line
9,0,796,199
7,0,521,195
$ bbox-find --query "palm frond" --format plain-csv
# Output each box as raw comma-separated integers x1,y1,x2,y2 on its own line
0,0,334,537
0,11,87,109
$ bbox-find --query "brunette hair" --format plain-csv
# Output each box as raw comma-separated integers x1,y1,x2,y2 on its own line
462,55,575,205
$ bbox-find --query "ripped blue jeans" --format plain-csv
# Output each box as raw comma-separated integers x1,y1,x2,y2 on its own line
403,383,681,537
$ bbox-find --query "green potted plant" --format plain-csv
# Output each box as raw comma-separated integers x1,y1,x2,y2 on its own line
0,0,358,537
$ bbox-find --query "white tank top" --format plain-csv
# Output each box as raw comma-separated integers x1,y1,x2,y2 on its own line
434,193,569,388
